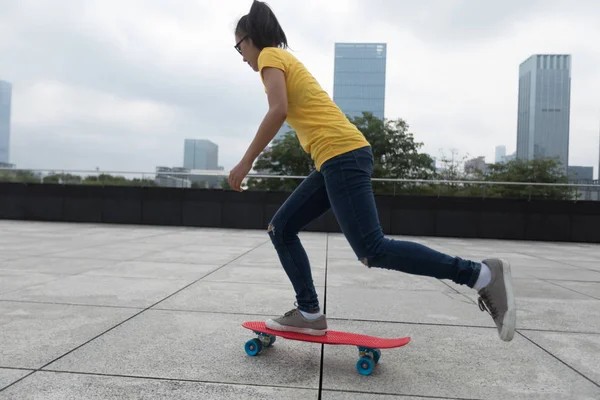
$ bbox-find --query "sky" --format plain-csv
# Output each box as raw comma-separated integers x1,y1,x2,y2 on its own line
1,0,600,177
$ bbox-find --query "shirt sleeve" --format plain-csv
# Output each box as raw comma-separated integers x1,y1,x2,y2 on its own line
258,48,286,80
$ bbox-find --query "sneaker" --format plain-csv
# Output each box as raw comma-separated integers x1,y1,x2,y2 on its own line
477,258,516,342
266,308,328,336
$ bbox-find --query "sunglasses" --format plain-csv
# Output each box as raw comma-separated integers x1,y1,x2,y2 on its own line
235,35,249,55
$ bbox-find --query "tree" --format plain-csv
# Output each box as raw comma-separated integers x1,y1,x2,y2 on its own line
478,157,575,200
352,113,436,195
247,129,315,191
247,112,436,194
43,173,83,184
429,149,485,197
83,174,130,186
0,170,41,184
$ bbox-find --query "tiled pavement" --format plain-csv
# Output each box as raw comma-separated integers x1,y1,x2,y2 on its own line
0,220,599,399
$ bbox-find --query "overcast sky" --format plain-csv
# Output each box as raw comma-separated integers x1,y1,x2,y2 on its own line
1,0,599,176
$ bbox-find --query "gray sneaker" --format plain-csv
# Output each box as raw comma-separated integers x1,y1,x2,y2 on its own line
266,308,328,336
478,258,516,342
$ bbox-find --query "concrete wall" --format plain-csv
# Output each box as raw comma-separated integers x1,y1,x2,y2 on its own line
2,182,600,243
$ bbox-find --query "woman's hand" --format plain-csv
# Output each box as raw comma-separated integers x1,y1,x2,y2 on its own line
228,159,253,192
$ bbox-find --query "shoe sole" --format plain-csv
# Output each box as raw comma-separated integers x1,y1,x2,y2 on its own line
266,319,328,336
499,259,516,342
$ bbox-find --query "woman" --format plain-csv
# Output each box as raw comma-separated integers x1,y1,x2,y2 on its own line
229,1,516,342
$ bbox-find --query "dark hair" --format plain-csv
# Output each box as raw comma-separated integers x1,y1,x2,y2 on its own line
235,1,288,50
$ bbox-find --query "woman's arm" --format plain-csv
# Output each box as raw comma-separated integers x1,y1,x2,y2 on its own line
241,67,288,164
228,67,288,191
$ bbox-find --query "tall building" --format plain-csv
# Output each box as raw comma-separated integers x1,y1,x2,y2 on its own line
567,166,593,181
333,43,386,120
516,54,572,171
495,145,506,163
0,80,11,164
183,139,218,170
464,156,488,175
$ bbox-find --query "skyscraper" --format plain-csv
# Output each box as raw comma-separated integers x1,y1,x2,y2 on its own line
333,43,386,120
495,145,506,163
516,54,572,170
567,166,593,181
183,139,218,170
0,80,12,164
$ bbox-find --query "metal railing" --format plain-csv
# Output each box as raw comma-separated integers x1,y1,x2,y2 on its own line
1,167,600,200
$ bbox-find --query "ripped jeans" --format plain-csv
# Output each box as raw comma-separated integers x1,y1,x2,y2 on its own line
268,145,482,313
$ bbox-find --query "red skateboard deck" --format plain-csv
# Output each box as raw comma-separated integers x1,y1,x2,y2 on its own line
242,321,410,375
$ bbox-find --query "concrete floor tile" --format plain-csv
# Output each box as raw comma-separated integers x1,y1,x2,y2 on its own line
518,267,600,282
0,257,116,275
515,298,600,333
137,249,245,265
0,275,190,308
326,287,493,327
520,331,600,385
156,281,325,317
327,249,360,260
50,246,158,261
0,371,319,399
0,368,32,390
45,311,322,389
327,259,451,292
559,261,600,272
203,263,326,286
321,320,600,399
3,222,600,399
0,302,138,369
0,271,65,295
227,256,326,269
549,281,600,299
322,392,455,400
174,244,258,255
449,278,593,300
82,261,221,280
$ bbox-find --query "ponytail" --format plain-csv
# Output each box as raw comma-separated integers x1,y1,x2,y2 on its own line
235,1,288,50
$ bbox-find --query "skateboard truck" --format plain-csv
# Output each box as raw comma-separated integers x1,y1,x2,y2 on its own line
357,346,382,375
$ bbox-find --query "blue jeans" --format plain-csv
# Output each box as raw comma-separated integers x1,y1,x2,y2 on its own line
268,146,482,313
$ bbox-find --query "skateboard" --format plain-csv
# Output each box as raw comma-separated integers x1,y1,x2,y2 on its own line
242,321,411,376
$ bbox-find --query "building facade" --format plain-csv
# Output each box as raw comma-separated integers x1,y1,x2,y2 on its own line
516,54,572,170
495,145,506,163
568,166,593,181
464,156,488,175
333,43,386,121
183,139,218,170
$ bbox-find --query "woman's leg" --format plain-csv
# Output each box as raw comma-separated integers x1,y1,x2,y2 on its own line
320,146,516,342
265,170,330,335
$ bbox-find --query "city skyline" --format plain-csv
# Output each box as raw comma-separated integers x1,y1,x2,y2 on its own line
1,1,599,177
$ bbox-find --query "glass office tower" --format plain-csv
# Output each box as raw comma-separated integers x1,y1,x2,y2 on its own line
333,43,386,120
516,54,572,170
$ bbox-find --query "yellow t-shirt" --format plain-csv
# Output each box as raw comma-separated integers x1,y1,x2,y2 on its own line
257,47,371,171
